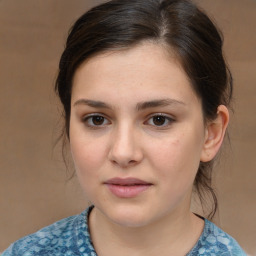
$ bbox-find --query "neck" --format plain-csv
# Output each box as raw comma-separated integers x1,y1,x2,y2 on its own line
89,206,204,256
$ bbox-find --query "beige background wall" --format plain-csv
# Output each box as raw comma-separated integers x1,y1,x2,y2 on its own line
0,0,255,254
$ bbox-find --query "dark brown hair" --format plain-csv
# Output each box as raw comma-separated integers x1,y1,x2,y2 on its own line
55,0,232,219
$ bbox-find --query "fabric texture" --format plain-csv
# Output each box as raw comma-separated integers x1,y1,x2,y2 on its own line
2,207,246,256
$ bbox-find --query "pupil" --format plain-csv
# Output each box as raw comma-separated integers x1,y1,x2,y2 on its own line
92,116,104,125
153,116,165,126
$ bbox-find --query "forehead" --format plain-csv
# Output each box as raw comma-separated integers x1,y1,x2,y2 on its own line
71,42,199,106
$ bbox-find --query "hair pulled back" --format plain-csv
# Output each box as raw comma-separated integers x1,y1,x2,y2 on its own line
55,0,232,219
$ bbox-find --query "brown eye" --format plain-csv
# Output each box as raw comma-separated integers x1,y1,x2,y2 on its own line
83,114,110,127
152,116,167,126
145,114,174,127
92,116,105,125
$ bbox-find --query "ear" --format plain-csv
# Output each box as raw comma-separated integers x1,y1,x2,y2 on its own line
200,105,229,162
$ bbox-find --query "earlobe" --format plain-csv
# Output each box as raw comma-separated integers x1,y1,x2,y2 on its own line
200,105,229,162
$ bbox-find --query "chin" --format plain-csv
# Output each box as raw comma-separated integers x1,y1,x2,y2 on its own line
102,204,156,228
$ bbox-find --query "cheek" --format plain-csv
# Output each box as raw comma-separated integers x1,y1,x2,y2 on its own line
70,137,105,201
147,130,203,181
70,135,106,177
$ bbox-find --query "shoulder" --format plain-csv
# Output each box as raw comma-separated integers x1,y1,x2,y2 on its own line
2,208,96,256
188,219,247,256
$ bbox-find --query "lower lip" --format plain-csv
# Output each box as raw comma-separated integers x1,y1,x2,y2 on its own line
106,184,151,198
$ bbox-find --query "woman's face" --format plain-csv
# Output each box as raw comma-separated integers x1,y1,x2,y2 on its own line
70,43,208,227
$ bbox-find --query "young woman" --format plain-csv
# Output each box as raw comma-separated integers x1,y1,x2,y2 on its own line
3,0,246,255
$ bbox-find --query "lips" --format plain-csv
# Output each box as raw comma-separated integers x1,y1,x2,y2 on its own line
104,177,152,198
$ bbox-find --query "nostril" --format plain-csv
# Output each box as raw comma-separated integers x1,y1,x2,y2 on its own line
129,160,136,164
109,155,140,168
111,159,137,168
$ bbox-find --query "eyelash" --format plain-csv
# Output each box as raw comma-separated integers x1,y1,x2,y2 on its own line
82,113,175,129
82,113,111,129
145,113,175,128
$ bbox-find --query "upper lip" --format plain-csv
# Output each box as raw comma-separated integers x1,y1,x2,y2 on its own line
104,177,152,186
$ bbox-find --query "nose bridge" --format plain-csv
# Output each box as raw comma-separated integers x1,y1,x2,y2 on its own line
109,122,142,167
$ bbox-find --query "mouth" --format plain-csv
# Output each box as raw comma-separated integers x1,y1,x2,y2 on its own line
104,177,153,198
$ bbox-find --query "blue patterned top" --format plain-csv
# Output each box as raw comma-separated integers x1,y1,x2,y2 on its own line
2,207,246,256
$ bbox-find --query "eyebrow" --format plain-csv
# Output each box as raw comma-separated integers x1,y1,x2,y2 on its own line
73,98,186,110
136,98,186,111
73,99,112,109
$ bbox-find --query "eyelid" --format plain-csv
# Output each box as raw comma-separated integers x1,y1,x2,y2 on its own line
82,113,111,128
82,112,107,120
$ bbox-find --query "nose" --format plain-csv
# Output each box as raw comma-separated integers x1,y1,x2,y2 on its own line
108,125,143,168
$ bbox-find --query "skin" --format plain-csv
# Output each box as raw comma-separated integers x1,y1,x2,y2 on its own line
69,42,229,256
